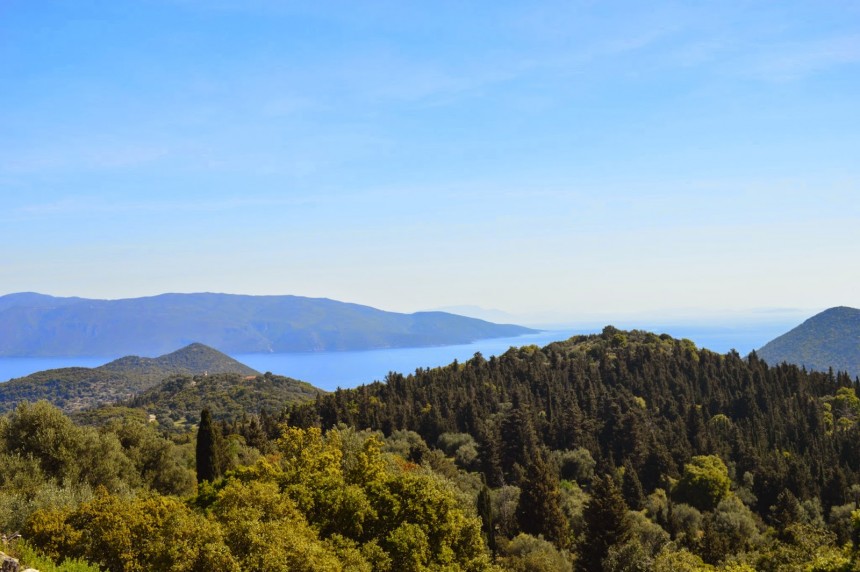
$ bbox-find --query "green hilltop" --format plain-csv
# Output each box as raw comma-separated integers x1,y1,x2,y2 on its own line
757,306,860,379
109,371,323,431
0,343,261,413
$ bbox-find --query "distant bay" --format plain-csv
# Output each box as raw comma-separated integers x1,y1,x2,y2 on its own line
0,330,578,392
0,322,795,392
232,322,793,391
233,330,582,391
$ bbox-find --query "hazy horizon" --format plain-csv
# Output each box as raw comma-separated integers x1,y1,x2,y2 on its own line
0,289,823,331
0,319,799,386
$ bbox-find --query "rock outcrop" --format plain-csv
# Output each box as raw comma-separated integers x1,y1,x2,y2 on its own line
0,552,19,572
0,550,39,572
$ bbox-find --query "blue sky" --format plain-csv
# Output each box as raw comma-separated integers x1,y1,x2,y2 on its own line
1,0,859,325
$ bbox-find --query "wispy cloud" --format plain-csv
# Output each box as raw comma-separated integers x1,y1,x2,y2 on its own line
745,34,860,81
8,194,320,220
0,143,171,173
260,95,322,117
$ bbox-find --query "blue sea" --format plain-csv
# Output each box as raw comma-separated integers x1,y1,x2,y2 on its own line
0,321,793,392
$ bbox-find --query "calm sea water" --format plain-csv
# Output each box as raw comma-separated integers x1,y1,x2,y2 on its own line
0,322,792,392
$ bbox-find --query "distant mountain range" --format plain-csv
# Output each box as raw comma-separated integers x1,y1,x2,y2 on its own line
757,306,860,379
0,342,261,413
0,292,537,357
430,305,522,324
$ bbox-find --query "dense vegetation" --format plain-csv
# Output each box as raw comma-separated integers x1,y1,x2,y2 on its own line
4,328,860,570
0,402,494,571
0,292,536,357
0,368,128,414
278,328,860,569
0,343,259,413
758,306,860,379
123,371,322,431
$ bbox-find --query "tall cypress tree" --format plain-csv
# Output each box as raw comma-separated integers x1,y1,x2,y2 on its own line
578,474,631,572
477,430,505,488
516,450,570,550
621,458,645,510
196,408,221,484
500,395,538,483
476,483,496,555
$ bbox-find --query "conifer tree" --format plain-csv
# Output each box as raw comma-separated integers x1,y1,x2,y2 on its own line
500,394,538,482
196,408,221,484
477,483,496,555
579,474,631,572
242,415,268,452
622,458,645,511
516,450,570,550
771,488,803,538
476,423,505,487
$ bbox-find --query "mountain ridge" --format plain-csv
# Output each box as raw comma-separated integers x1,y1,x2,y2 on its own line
0,292,537,357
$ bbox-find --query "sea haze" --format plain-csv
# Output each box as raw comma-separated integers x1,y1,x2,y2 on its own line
0,321,793,391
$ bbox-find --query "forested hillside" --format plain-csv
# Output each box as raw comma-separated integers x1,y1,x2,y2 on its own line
0,343,260,413
277,327,860,569
4,328,860,571
758,306,860,379
124,371,323,430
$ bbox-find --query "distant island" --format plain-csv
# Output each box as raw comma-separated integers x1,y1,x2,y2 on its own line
0,292,537,357
757,306,860,379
